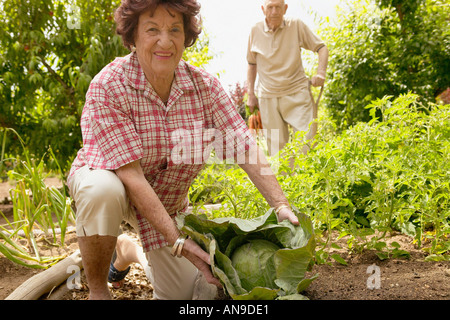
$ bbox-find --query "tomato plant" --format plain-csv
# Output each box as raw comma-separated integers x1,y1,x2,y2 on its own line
189,93,450,262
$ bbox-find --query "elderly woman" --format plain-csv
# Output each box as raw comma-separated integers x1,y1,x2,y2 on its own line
68,0,299,300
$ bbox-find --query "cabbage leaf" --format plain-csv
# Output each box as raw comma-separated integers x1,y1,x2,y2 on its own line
176,207,317,300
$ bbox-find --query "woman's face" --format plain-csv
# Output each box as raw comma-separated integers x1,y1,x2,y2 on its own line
134,5,185,83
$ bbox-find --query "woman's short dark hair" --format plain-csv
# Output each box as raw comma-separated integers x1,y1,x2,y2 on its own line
115,0,202,50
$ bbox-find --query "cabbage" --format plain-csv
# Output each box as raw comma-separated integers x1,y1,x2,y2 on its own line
231,240,279,291
176,207,317,300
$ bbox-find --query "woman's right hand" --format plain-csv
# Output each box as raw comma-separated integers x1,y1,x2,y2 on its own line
182,239,222,288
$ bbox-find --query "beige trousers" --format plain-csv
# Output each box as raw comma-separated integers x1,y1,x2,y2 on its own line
68,166,198,300
259,88,314,156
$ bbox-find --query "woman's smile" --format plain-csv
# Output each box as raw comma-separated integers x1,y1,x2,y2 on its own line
154,51,174,59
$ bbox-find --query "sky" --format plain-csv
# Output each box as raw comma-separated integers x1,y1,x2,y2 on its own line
197,0,342,92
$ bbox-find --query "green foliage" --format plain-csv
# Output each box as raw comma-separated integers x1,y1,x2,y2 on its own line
284,93,449,261
177,208,316,300
0,0,213,173
182,31,214,68
319,0,450,129
0,0,128,171
0,128,75,268
189,93,450,262
189,163,268,220
376,0,424,17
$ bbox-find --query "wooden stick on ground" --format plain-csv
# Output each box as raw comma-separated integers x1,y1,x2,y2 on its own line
5,250,82,300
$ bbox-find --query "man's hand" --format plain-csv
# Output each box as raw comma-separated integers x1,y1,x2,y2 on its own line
246,63,258,113
313,46,329,87
247,92,259,114
311,74,325,87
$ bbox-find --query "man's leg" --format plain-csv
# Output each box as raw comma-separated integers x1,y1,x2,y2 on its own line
280,89,315,155
258,96,290,157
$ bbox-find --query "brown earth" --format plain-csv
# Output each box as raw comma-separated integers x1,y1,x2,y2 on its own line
1,180,449,301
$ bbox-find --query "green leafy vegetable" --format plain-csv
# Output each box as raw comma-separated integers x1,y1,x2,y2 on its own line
176,207,317,300
231,239,279,291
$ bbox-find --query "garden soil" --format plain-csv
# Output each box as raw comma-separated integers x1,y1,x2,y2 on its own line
0,180,449,300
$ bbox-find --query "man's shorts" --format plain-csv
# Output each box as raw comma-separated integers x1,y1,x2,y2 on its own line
259,88,314,156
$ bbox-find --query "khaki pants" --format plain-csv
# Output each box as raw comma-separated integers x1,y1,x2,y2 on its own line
68,166,198,299
259,88,314,156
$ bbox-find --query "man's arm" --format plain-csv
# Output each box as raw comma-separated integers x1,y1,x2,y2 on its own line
246,63,258,113
311,45,329,87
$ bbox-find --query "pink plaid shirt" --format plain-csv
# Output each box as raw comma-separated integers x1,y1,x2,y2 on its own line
69,53,254,251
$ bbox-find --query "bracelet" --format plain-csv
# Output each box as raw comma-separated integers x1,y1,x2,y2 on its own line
171,235,189,258
274,205,290,215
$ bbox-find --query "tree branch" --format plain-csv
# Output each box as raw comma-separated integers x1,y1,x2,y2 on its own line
39,57,73,95
395,4,404,22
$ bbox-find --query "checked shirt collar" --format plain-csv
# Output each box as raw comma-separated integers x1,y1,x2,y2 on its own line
124,52,196,110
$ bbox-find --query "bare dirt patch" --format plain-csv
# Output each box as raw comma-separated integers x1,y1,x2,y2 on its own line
1,180,449,300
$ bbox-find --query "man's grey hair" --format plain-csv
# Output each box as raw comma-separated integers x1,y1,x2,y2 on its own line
262,0,286,7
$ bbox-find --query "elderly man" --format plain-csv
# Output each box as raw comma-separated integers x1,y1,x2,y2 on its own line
247,0,329,156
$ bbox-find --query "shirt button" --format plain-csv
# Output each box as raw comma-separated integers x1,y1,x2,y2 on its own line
159,159,168,170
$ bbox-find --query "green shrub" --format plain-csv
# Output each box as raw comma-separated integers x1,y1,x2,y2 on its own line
0,128,75,268
189,93,450,262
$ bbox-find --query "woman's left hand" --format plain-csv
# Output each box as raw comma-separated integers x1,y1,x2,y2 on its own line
277,207,300,226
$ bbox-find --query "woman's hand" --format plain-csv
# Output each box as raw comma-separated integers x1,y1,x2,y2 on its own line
182,239,222,288
239,146,300,228
276,207,299,226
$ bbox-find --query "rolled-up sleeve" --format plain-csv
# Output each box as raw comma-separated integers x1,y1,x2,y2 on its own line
247,29,257,65
82,82,143,170
297,19,325,52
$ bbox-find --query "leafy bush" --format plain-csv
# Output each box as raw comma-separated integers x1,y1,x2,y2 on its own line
0,0,129,171
319,0,450,129
283,93,449,260
188,93,450,262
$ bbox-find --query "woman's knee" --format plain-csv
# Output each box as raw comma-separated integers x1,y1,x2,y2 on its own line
73,169,129,237
80,170,127,203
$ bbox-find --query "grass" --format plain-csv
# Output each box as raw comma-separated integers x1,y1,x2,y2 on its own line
0,127,75,268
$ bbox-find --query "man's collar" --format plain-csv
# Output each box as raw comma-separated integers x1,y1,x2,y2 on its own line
263,18,286,33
